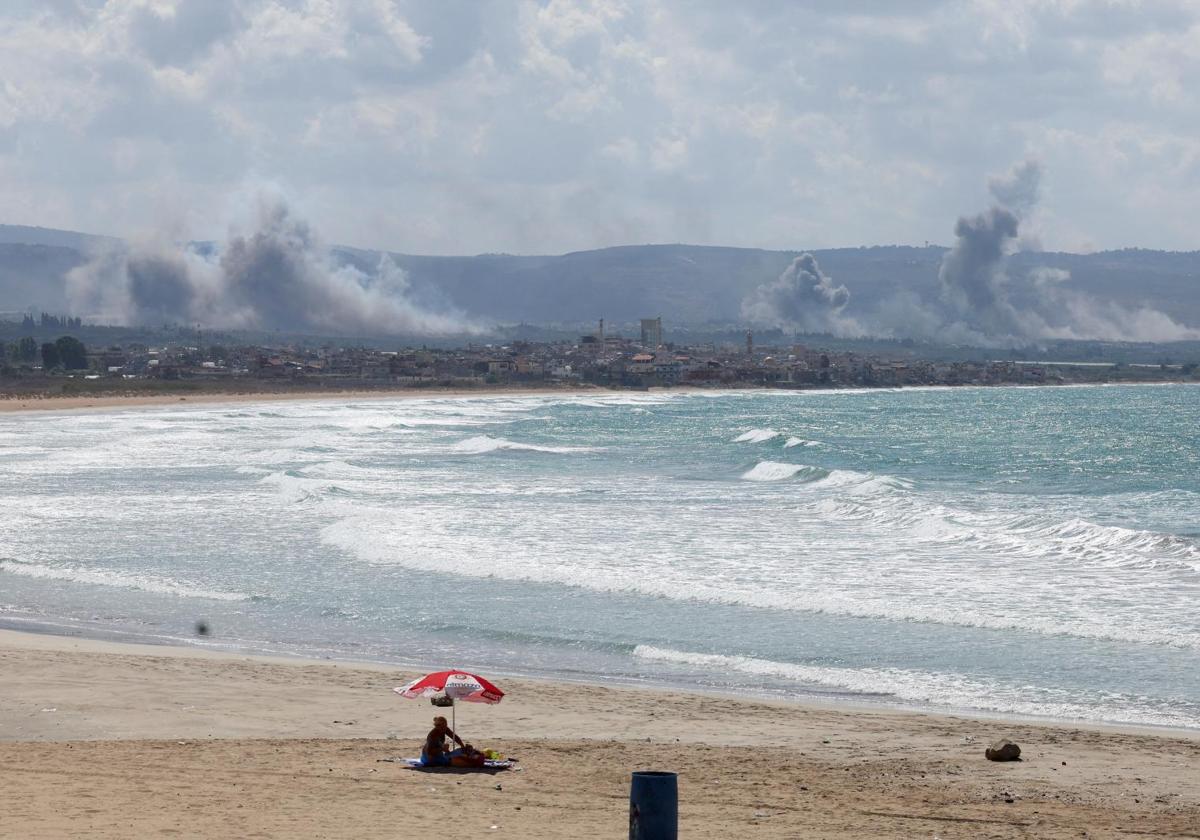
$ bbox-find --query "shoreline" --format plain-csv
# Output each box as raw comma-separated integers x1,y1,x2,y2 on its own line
0,384,612,413
2,626,1198,838
1,378,1196,414
4,620,1196,742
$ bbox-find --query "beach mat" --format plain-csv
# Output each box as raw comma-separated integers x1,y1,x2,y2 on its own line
380,757,516,773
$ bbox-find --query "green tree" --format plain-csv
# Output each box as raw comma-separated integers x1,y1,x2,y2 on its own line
41,341,61,369
55,336,88,370
17,336,37,363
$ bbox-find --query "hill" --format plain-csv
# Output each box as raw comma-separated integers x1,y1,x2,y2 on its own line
3,224,1199,337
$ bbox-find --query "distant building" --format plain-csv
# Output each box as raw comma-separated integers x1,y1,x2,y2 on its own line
629,353,655,375
640,317,662,349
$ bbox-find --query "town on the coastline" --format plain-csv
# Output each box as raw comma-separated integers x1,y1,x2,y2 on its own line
1,315,1196,394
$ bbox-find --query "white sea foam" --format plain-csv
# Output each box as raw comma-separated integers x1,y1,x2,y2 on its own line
297,460,383,479
0,446,49,457
0,559,250,602
740,462,912,491
741,461,819,482
632,646,1200,728
257,470,347,504
1011,518,1200,570
784,436,819,448
734,428,780,443
819,469,914,494
450,435,598,455
322,503,1200,651
246,448,310,464
556,394,679,409
818,493,1200,572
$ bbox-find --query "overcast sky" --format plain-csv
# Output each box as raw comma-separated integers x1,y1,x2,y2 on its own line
3,0,1199,255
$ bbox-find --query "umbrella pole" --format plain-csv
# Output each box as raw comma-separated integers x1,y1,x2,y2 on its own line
452,699,456,743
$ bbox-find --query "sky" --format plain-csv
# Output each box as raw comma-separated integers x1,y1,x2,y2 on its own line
3,0,1200,256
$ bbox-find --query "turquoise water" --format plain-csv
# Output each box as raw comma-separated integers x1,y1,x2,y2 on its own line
1,385,1198,728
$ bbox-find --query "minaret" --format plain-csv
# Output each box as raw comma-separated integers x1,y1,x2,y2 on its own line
746,329,753,358
599,318,605,344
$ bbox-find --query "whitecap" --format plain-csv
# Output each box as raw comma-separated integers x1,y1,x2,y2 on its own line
741,461,824,482
734,429,780,443
450,435,599,455
297,460,383,479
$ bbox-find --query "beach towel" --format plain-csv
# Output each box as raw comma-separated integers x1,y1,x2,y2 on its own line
398,757,514,770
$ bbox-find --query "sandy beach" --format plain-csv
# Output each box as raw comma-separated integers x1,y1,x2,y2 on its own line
1,629,1197,838
0,385,612,414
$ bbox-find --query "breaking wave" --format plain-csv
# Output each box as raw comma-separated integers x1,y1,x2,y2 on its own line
450,435,599,455
257,470,351,504
0,558,251,602
632,646,1200,728
734,428,780,443
297,460,384,479
322,496,1199,650
784,437,819,448
817,495,1200,573
998,518,1200,571
741,461,825,482
739,461,913,493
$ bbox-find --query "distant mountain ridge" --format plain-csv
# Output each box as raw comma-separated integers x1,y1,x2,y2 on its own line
0,223,118,251
3,223,1200,333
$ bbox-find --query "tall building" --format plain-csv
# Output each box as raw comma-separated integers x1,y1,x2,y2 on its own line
640,317,663,349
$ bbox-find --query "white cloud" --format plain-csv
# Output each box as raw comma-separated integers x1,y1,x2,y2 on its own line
3,0,1200,255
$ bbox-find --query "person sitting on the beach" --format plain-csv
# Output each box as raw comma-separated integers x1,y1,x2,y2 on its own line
420,715,488,768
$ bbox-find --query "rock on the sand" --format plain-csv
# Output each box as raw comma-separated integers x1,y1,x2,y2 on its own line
985,740,1021,761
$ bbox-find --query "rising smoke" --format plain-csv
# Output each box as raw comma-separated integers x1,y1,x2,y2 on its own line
936,206,1025,338
66,193,478,336
931,160,1199,344
740,252,860,336
746,159,1199,345
986,158,1041,219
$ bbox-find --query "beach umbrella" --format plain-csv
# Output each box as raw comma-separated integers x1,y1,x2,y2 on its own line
393,670,504,736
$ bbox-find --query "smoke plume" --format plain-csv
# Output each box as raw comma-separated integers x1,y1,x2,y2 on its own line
741,253,859,335
937,206,1024,338
931,160,1199,343
66,193,479,336
987,159,1041,218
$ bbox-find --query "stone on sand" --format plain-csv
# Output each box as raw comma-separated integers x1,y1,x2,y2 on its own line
985,739,1021,762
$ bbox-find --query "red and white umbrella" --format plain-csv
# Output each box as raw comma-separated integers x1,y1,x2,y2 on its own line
394,670,504,735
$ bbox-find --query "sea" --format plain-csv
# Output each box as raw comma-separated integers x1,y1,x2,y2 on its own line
1,385,1198,730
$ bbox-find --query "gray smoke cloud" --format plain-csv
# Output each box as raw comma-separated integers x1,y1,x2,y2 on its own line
936,206,1025,338
741,253,860,335
987,159,1041,218
929,160,1199,344
66,193,479,336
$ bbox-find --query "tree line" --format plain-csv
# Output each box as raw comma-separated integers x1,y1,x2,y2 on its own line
20,313,84,329
0,336,88,371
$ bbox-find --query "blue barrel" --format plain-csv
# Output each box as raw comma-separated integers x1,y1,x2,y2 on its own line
629,770,678,840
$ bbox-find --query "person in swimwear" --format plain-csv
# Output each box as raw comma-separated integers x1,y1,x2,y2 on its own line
421,715,486,767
